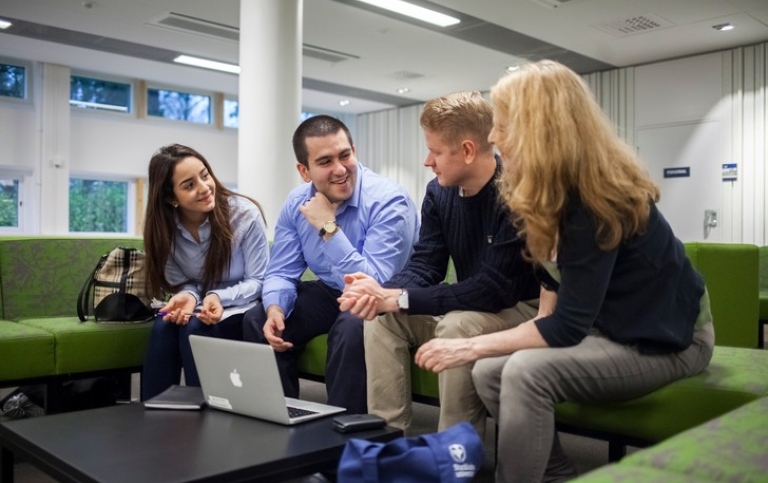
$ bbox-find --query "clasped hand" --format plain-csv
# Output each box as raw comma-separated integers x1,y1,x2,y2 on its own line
338,272,390,320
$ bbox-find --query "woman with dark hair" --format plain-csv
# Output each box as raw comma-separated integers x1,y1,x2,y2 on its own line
141,143,268,400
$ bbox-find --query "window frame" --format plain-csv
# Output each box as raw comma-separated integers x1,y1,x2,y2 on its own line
0,167,31,234
69,71,134,115
68,174,138,236
223,96,239,129
0,56,32,105
146,83,214,126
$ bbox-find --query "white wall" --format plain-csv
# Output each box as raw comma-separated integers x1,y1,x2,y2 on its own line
359,43,768,246
1,40,765,242
70,112,238,183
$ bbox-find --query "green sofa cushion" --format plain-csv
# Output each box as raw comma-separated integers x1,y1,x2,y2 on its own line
555,346,768,443
573,397,768,482
573,464,703,482
18,317,151,374
0,237,144,320
684,243,758,348
760,293,768,321
297,334,328,377
0,320,55,380
620,396,768,481
411,363,439,400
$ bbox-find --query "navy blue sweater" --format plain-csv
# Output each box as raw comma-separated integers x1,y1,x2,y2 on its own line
535,199,705,354
384,162,539,315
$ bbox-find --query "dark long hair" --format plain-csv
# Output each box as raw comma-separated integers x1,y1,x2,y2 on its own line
143,143,264,298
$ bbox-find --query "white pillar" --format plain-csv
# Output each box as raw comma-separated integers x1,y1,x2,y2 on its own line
238,0,303,238
40,63,71,235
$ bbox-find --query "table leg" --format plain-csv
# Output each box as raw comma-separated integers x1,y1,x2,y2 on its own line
1,446,14,483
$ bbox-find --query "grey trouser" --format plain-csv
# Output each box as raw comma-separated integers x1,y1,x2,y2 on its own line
473,313,715,482
364,302,538,437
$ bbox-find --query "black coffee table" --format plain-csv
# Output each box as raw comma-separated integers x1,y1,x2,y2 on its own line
0,403,401,482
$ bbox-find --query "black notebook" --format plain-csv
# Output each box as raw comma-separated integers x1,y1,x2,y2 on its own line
143,385,206,410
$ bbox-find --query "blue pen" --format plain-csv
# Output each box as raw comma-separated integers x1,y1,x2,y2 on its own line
157,311,201,317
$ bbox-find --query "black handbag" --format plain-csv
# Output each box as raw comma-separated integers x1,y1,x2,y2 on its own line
77,247,154,322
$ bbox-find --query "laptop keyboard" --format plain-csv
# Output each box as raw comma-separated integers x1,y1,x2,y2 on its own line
287,406,319,418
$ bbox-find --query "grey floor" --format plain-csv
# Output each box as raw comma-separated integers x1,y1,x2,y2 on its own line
1,374,617,483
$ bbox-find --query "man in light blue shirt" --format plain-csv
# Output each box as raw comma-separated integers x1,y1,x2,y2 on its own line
244,115,419,414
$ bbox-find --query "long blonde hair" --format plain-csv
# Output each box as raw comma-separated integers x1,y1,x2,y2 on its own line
492,60,659,264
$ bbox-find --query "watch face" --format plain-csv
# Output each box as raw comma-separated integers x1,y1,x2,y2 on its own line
323,221,338,234
398,290,409,310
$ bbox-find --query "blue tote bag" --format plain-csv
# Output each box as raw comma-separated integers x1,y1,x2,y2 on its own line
337,422,484,482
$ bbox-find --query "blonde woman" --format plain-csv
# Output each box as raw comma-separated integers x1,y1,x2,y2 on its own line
414,61,715,482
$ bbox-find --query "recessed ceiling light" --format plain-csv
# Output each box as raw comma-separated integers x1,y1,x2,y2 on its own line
173,55,240,74
0,19,13,29
506,65,520,73
356,0,460,27
339,99,351,106
713,23,734,31
397,87,410,94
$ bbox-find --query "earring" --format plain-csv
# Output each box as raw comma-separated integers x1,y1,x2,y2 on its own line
172,202,178,208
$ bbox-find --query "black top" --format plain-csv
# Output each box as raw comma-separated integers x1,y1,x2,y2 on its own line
384,159,539,315
535,199,705,354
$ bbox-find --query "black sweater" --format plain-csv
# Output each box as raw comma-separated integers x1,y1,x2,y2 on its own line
535,199,705,354
384,162,539,315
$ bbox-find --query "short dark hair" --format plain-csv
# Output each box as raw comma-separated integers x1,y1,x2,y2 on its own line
292,115,354,166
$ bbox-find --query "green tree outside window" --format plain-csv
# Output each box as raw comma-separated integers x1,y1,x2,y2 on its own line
69,179,128,232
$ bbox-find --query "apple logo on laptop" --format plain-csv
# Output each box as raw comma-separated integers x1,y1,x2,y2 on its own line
230,369,243,388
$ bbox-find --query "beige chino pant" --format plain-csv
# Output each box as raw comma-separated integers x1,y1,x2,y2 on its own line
364,302,538,438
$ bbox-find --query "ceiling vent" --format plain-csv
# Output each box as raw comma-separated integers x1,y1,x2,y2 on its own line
389,70,425,80
148,12,239,42
529,0,581,9
594,13,674,37
147,14,359,64
303,44,360,63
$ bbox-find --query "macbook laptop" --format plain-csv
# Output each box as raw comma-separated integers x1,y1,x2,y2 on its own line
189,335,346,425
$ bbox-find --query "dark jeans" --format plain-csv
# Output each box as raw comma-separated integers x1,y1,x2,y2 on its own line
243,281,367,414
141,309,250,400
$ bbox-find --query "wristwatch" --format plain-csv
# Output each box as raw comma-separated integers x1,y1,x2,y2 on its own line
397,288,409,313
319,220,340,238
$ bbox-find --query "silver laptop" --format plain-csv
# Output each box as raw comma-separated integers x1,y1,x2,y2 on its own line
189,335,346,425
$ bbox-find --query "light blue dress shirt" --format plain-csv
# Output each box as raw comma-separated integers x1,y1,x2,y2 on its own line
263,163,419,316
165,195,269,309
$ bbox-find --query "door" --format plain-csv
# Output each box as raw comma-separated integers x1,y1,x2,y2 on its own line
636,121,722,242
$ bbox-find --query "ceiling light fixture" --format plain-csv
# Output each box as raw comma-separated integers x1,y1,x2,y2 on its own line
712,23,734,31
506,65,520,73
339,99,351,106
0,19,13,29
173,55,240,74
397,87,410,94
357,0,460,27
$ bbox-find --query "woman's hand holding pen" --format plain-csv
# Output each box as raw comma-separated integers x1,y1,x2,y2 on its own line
158,292,197,325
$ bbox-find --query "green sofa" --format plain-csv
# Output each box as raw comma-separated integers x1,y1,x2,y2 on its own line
554,242,768,460
759,245,768,348
297,242,768,461
570,396,768,482
0,237,152,411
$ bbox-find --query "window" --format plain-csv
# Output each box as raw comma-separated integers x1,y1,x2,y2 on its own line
69,178,130,233
220,103,319,130
300,111,317,122
70,75,131,113
223,98,239,128
147,87,211,124
0,178,20,228
0,62,26,99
